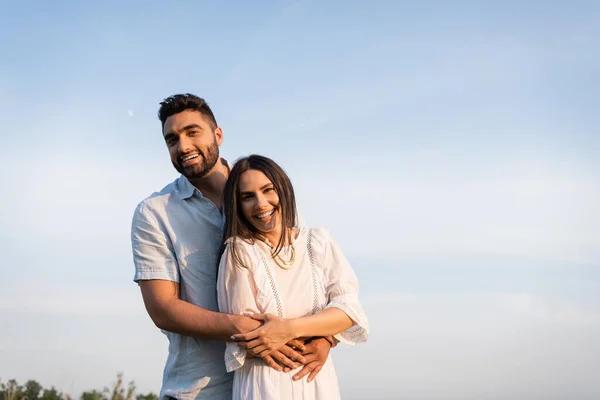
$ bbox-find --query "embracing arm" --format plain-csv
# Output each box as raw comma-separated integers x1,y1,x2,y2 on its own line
139,279,259,341
231,309,352,356
287,308,353,338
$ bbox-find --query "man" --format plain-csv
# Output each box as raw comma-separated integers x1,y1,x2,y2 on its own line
131,94,333,400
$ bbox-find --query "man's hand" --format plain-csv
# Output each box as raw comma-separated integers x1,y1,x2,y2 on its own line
292,337,332,382
256,339,306,372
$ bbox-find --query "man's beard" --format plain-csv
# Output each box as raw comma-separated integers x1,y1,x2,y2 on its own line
173,139,220,179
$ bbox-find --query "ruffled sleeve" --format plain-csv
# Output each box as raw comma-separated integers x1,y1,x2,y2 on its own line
216,239,261,372
311,228,369,345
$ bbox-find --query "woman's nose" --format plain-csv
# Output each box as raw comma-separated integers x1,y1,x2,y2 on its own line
256,194,269,208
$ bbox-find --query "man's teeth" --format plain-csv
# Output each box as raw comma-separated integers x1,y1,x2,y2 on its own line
256,210,275,219
183,154,199,162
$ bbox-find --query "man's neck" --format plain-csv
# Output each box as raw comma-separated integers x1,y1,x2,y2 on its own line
188,158,229,211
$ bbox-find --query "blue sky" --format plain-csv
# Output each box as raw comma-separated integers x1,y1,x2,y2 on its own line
1,1,599,399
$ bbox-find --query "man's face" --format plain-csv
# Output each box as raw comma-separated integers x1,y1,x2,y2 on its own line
162,110,223,179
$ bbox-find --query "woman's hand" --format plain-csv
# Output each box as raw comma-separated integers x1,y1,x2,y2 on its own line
230,313,297,357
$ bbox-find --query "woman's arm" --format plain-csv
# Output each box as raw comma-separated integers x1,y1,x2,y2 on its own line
231,309,353,356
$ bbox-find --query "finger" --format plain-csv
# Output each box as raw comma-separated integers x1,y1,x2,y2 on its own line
307,364,323,383
247,313,267,321
258,347,273,358
286,339,306,352
236,338,262,350
231,330,260,341
261,355,282,372
292,362,314,381
245,347,258,357
271,350,301,370
300,352,318,364
278,345,306,364
253,344,269,355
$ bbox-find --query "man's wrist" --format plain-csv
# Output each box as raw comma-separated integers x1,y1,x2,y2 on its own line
321,335,337,348
229,313,261,335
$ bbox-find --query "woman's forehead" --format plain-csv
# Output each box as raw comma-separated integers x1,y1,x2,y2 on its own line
239,169,273,190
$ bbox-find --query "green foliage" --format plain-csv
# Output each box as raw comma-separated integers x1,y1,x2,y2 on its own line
135,394,158,400
23,380,43,400
39,387,63,400
80,390,103,400
0,374,156,400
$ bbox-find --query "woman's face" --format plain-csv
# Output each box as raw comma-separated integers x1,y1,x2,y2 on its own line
238,169,282,241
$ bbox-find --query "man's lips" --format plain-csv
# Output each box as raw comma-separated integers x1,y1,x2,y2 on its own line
180,153,201,167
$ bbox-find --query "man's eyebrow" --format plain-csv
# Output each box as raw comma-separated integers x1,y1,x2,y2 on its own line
182,124,203,131
163,124,203,138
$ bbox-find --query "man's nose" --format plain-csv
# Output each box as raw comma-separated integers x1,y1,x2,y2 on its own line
178,136,194,154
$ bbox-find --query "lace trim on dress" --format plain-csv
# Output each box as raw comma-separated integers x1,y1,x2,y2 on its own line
257,248,284,318
224,343,246,372
326,294,370,344
306,228,320,315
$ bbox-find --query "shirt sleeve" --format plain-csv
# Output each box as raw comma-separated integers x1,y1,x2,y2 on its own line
217,240,261,372
131,202,179,283
317,228,370,345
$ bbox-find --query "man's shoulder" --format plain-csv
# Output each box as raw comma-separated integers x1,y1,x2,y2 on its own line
134,177,181,216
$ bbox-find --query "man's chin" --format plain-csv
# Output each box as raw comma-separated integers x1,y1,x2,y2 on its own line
183,166,209,179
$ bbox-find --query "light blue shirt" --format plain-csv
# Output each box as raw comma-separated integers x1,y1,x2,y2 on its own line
131,175,232,400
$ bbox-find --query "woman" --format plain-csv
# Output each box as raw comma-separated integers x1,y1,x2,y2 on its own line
217,155,369,400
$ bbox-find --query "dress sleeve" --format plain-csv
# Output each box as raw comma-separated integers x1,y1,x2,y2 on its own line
314,228,370,345
217,240,261,372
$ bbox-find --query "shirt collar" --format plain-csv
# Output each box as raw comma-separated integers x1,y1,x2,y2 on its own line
176,175,198,200
175,158,231,201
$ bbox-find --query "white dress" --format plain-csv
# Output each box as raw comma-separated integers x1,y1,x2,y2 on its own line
216,227,369,400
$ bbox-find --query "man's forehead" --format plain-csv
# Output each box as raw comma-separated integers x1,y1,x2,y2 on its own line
163,110,210,134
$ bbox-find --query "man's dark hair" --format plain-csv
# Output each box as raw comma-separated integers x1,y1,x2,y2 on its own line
158,93,218,129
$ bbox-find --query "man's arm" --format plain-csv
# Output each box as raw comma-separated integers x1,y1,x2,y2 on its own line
139,279,306,370
139,279,259,340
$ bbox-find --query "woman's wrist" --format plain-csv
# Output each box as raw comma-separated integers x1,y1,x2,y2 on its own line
286,318,303,339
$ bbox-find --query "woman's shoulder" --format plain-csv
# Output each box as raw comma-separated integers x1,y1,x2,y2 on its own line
223,236,262,269
299,226,333,251
224,235,255,247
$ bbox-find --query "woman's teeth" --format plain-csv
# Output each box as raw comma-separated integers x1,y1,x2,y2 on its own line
256,209,275,219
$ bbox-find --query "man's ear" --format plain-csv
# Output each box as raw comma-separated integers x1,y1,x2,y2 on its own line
214,126,224,146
